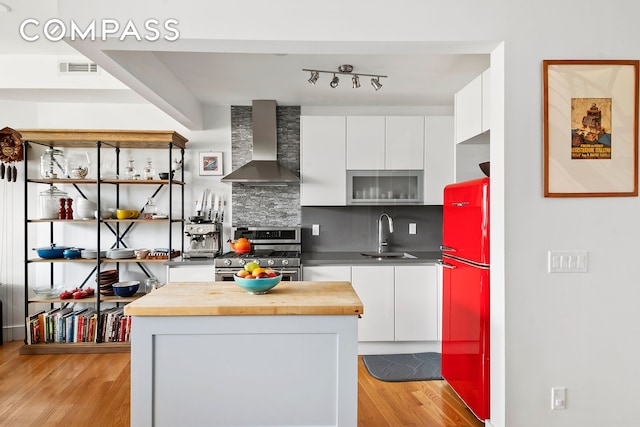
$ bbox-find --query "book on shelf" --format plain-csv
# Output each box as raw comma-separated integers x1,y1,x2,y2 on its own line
25,311,45,345
66,308,88,343
43,308,60,343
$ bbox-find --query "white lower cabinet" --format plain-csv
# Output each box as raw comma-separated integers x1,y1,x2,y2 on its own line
351,266,396,342
303,264,439,342
302,265,351,282
328,264,440,342
167,265,215,283
394,265,439,341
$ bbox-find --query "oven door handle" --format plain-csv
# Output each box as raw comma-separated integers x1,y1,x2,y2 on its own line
277,270,299,275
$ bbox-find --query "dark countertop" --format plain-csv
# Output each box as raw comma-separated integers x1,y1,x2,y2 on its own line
301,251,442,266
166,252,442,267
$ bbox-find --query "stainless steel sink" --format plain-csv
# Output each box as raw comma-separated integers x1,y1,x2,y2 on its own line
360,252,417,259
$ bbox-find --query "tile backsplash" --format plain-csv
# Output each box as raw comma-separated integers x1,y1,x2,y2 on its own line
230,105,301,226
301,205,443,253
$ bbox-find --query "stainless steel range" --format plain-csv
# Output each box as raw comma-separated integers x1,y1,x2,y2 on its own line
214,226,301,281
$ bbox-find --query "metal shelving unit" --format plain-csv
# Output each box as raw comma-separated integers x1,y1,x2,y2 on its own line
20,130,187,354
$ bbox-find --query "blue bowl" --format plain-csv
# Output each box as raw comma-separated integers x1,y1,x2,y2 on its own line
112,280,140,297
233,274,282,294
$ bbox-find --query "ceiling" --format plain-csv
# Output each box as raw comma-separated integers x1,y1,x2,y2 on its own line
150,51,489,108
0,0,490,129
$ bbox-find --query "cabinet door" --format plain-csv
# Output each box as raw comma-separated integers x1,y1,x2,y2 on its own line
385,116,424,170
301,116,346,206
394,265,439,341
424,116,454,205
302,265,351,282
351,266,394,342
167,266,215,283
454,74,483,143
346,116,385,170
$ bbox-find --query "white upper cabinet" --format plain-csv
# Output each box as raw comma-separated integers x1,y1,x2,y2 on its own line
385,116,425,170
424,116,454,204
346,116,385,169
301,116,347,206
454,68,490,144
346,116,425,170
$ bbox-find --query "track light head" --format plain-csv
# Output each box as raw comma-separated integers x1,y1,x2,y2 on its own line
352,75,360,89
330,74,339,88
308,70,319,85
371,77,382,91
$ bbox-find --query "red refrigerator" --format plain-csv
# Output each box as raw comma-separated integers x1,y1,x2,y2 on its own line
441,177,490,421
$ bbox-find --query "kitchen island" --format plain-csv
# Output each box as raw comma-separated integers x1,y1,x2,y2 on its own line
124,280,363,427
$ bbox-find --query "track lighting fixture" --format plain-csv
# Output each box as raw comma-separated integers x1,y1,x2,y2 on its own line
371,77,382,91
308,70,319,85
303,64,387,90
330,74,340,88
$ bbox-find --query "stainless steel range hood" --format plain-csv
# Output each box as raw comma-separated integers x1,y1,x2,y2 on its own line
221,100,299,185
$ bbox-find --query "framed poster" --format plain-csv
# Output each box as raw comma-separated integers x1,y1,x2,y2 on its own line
199,152,223,176
543,59,639,197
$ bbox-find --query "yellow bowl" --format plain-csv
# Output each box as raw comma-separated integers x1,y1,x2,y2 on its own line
116,209,140,220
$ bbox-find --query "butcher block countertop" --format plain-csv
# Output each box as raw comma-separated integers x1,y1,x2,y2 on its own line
124,281,363,317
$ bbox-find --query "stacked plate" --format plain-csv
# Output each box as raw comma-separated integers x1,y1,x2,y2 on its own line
81,249,107,259
107,248,135,259
96,269,119,296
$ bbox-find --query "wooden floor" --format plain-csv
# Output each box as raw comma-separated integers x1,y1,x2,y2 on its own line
0,341,483,426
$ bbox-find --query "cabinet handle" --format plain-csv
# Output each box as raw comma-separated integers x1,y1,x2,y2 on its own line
451,201,469,207
440,245,456,252
437,259,456,269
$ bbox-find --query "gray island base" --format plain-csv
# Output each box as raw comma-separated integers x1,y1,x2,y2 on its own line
124,281,364,427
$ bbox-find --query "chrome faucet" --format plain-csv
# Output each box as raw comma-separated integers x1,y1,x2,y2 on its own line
377,213,394,253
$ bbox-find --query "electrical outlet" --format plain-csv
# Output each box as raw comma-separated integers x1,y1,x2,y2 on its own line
312,224,320,236
409,223,416,234
551,387,566,410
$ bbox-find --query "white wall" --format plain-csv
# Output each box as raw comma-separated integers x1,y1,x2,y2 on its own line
503,3,640,427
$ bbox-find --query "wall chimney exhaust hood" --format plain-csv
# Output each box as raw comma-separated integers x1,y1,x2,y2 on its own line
221,100,299,185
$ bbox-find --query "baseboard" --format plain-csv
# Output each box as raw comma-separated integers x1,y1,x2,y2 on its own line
358,341,441,355
3,325,25,343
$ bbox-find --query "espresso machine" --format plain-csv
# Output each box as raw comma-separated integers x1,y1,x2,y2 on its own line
183,222,221,258
183,189,224,258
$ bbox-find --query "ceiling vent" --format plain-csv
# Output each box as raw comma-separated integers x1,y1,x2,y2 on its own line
58,61,99,74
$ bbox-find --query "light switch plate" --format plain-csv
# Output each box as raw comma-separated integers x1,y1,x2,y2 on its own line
548,251,588,273
312,224,320,236
409,223,416,234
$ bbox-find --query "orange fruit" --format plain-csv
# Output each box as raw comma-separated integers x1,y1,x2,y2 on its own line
252,267,266,276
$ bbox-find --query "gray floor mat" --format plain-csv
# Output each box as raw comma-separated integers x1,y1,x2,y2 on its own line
362,352,443,382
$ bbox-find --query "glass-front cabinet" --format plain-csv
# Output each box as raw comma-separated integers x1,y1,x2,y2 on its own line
347,170,424,205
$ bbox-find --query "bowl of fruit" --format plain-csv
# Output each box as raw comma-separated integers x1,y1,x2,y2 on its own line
233,261,282,294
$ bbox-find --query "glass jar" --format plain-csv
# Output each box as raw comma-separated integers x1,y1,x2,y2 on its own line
124,158,137,180
40,148,67,179
143,158,156,180
39,186,68,219
144,276,159,293
143,197,158,220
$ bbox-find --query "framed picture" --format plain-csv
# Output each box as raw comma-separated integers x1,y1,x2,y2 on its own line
199,152,223,176
543,59,639,197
